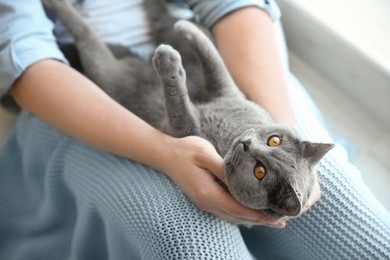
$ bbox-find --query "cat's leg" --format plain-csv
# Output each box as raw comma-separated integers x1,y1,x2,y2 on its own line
42,0,118,85
152,44,200,137
174,20,237,97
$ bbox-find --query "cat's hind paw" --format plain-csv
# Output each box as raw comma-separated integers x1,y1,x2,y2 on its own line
174,20,196,42
174,20,207,44
41,0,68,10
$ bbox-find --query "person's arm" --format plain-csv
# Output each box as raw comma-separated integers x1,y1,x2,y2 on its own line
211,6,293,124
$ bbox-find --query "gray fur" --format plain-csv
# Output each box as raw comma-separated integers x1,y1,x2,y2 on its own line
43,0,334,219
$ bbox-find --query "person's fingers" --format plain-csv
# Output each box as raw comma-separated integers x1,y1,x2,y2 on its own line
205,182,285,227
205,206,259,225
205,203,286,228
202,153,225,184
191,138,226,183
310,177,321,204
303,177,321,212
215,202,286,228
293,177,321,219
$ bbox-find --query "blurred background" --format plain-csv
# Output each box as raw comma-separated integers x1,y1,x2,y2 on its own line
276,0,390,211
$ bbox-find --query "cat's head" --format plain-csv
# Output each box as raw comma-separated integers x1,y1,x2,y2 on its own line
223,125,334,219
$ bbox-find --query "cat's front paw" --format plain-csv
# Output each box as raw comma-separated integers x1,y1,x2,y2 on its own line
153,44,181,70
152,44,185,91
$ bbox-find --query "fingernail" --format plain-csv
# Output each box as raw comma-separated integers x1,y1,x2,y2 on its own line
277,221,286,228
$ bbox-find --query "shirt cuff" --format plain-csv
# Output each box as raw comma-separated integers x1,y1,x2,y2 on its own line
187,0,281,28
0,1,67,96
0,38,67,95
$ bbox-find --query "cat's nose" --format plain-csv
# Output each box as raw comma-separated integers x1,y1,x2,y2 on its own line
241,139,251,152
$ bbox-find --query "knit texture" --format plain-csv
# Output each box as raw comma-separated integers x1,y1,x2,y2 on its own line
0,112,253,260
1,74,389,259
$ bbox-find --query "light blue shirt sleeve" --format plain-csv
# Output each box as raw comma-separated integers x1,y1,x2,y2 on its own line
186,0,281,28
0,0,67,95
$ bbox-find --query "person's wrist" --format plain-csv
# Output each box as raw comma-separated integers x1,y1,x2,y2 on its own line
146,131,177,176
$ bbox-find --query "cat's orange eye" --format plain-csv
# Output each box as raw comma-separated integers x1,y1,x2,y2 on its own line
254,164,267,180
267,135,281,147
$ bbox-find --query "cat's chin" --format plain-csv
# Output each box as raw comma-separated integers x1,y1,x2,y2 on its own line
261,209,288,221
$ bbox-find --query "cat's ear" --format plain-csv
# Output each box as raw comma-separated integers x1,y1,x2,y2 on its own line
302,141,335,166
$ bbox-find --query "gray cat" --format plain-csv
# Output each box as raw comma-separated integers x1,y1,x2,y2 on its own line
43,0,334,219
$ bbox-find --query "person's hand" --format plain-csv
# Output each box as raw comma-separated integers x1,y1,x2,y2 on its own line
297,173,321,217
160,135,286,228
304,175,321,212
